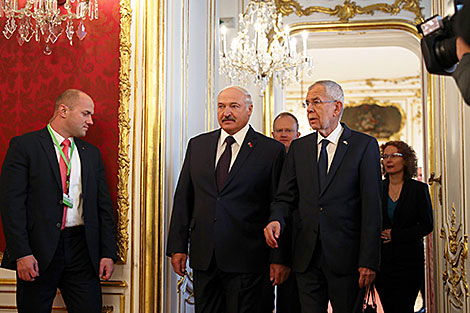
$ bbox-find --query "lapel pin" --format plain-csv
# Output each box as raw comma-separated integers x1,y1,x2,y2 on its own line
343,140,348,145
248,142,253,148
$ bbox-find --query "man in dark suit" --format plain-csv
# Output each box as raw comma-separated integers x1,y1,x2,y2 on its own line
0,89,117,313
166,86,290,313
272,112,301,152
264,80,382,313
272,112,301,313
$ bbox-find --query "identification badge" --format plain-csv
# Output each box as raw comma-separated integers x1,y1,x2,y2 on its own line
63,194,74,208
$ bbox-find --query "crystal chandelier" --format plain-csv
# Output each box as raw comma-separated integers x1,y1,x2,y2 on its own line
219,0,313,92
0,0,98,54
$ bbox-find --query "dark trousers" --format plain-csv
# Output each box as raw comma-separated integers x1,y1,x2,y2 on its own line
276,272,301,313
16,226,102,313
375,265,423,313
296,241,364,313
193,256,273,313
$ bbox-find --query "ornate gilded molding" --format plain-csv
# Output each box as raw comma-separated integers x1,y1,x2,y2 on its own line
440,204,469,308
428,172,442,206
117,0,132,264
102,306,114,313
344,97,406,140
274,0,424,24
177,271,195,306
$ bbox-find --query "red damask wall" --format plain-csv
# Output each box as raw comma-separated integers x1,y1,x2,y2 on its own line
0,1,121,253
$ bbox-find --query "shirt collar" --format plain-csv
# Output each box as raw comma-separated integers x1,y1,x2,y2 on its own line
317,123,343,146
220,123,250,147
49,125,73,145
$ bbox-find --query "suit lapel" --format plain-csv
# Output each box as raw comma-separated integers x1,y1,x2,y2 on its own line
75,138,89,195
38,127,62,191
321,124,351,195
304,133,320,195
220,126,257,191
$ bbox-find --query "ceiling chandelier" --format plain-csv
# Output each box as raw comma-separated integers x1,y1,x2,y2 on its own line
219,0,313,93
0,0,98,55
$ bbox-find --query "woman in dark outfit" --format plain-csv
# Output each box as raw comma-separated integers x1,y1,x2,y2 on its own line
375,141,433,313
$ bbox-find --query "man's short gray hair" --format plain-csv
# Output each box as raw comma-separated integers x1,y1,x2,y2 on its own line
218,85,253,106
308,80,344,104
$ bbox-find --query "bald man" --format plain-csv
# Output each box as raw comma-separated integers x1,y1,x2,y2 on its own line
0,89,117,313
167,86,290,313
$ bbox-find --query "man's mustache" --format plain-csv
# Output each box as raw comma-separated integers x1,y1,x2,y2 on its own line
222,117,236,122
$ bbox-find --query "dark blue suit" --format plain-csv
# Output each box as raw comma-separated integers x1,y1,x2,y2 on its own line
270,123,382,313
166,126,286,312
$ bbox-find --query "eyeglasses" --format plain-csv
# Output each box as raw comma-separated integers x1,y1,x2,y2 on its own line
273,128,296,134
381,153,403,159
302,99,336,108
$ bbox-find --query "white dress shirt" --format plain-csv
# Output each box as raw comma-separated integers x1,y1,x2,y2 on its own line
215,123,250,171
49,126,84,227
316,123,344,173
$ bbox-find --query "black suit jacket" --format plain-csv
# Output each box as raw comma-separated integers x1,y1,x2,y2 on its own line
166,126,286,273
270,123,382,274
380,178,433,268
0,127,117,274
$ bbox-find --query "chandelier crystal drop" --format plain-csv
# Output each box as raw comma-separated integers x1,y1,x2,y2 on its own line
219,0,313,93
0,0,98,54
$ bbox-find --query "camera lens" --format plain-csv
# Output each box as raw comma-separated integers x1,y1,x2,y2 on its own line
434,36,459,72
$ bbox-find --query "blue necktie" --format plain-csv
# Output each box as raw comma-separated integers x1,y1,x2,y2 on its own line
216,136,236,190
318,139,329,191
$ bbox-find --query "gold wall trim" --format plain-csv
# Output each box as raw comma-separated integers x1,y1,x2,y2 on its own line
287,19,420,37
275,0,424,24
206,0,217,131
263,79,275,136
440,204,469,309
139,0,165,311
117,0,132,264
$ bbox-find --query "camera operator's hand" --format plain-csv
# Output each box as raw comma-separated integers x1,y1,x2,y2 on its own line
456,37,470,61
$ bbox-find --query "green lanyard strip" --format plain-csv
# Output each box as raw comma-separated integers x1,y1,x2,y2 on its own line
47,124,75,187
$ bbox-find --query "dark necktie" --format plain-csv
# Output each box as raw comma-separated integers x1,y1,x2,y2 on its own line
60,139,71,230
216,136,236,190
318,139,329,191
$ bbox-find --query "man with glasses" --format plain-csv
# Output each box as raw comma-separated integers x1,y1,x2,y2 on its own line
264,80,382,313
272,112,301,152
